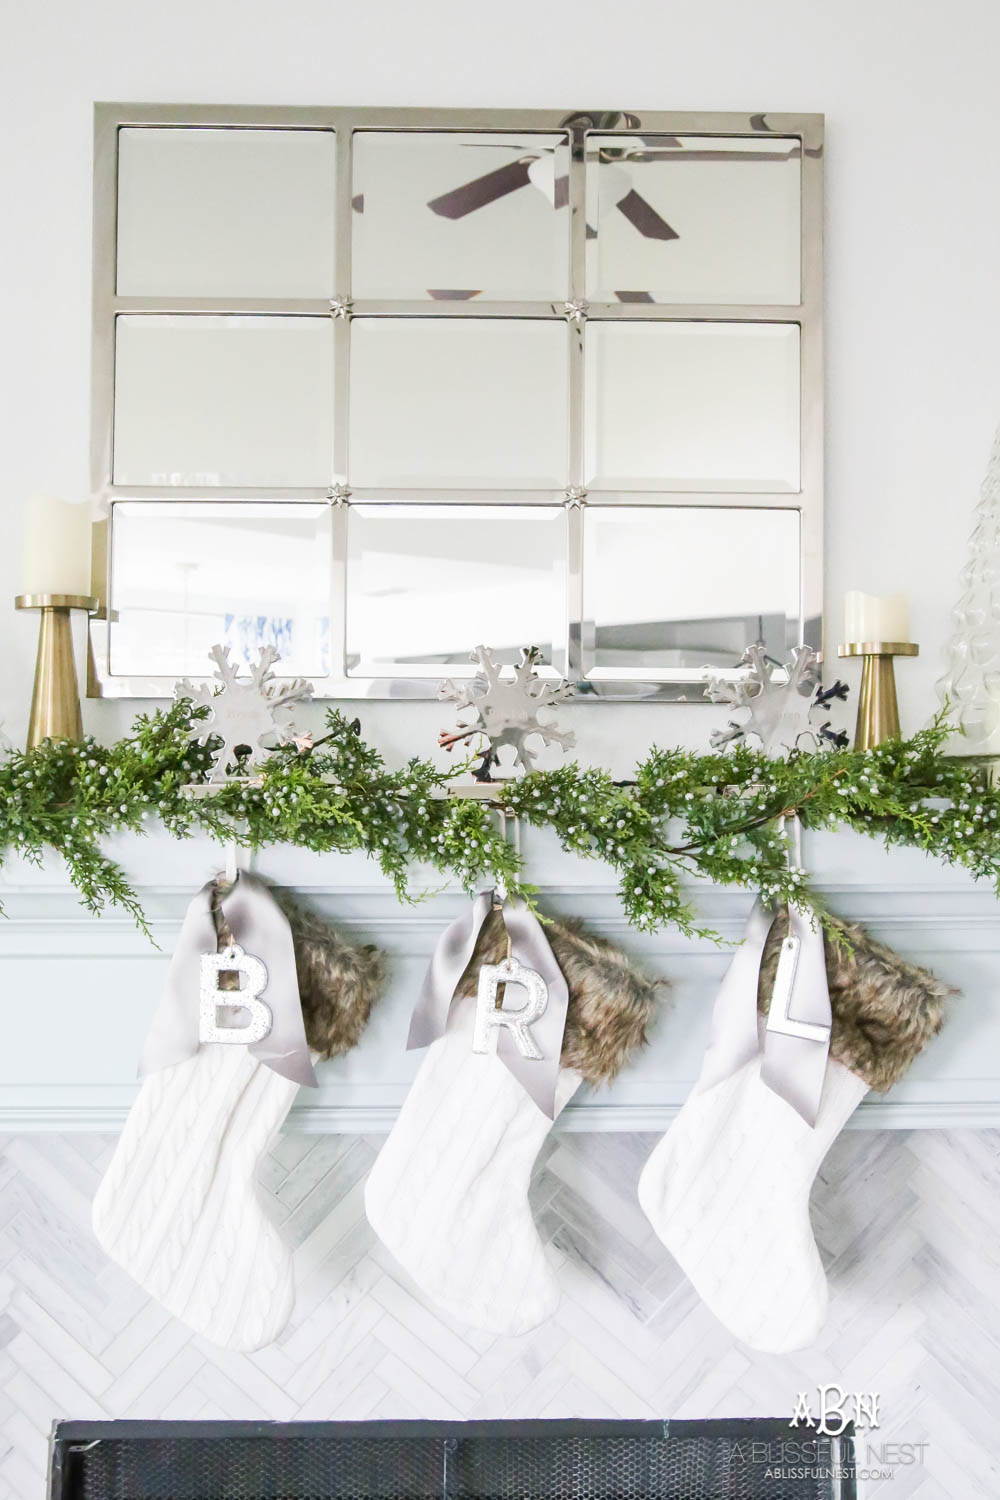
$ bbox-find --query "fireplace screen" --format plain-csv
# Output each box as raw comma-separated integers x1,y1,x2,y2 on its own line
50,1418,857,1499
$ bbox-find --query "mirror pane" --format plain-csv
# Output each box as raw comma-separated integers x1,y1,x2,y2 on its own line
116,127,337,297
583,506,800,676
350,319,568,487
346,504,567,676
585,322,800,491
585,134,801,305
109,501,331,677
351,131,570,300
113,315,334,487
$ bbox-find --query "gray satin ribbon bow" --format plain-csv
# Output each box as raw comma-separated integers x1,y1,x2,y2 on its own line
407,892,569,1119
139,873,318,1088
702,897,832,1126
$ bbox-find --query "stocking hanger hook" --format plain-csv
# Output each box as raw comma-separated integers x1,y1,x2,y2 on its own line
784,810,803,873
437,781,521,908
179,776,254,887
222,817,252,885
491,804,521,908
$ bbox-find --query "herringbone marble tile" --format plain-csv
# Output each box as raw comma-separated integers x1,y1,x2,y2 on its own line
0,1130,997,1498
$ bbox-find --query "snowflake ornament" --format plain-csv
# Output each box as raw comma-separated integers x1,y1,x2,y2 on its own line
706,644,849,757
176,644,313,783
439,645,576,778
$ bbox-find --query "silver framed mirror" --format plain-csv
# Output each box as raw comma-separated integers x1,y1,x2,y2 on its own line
90,104,823,700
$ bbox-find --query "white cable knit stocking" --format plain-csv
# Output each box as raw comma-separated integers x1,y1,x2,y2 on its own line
638,1026,868,1353
93,1046,300,1351
366,994,580,1335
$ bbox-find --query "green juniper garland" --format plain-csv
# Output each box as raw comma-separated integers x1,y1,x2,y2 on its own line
0,701,997,940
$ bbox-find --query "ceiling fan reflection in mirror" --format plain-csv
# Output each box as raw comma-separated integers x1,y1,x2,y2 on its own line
424,138,678,244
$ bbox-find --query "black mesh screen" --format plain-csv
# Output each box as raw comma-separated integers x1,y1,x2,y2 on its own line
450,1429,852,1499
50,1419,857,1500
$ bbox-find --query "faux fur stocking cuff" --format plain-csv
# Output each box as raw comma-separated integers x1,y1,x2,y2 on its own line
277,894,386,1059
454,909,662,1086
758,909,954,1092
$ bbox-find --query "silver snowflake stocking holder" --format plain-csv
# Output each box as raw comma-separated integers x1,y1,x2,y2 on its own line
439,645,575,779
707,644,849,757
177,644,313,784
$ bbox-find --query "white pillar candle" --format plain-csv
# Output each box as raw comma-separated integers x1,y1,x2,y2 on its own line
20,496,92,597
843,590,910,644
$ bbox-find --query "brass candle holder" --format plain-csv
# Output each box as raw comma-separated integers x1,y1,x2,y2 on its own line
837,640,919,750
14,593,99,749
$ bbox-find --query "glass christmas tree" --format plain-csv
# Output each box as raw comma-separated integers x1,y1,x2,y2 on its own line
937,424,1000,753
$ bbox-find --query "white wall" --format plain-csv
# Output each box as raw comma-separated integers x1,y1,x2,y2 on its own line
2,0,1000,1123
2,0,1000,765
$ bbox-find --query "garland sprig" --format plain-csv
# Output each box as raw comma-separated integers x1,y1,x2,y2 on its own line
0,703,996,941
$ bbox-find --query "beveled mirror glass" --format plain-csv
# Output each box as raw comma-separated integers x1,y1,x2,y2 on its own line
92,105,822,700
352,131,570,300
116,127,337,297
108,501,332,678
349,319,568,487
582,506,800,679
584,322,800,491
345,504,567,677
113,315,335,487
585,134,801,305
